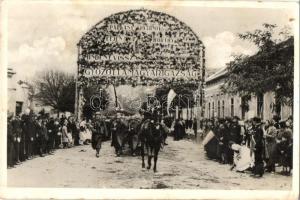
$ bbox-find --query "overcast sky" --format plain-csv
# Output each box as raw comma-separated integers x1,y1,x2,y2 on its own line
5,1,296,80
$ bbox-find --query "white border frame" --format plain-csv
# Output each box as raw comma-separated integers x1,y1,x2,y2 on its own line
0,0,299,199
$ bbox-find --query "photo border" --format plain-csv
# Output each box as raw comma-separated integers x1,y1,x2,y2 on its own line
0,0,299,199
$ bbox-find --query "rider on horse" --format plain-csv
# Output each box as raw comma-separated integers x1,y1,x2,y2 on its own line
138,102,167,172
139,101,161,124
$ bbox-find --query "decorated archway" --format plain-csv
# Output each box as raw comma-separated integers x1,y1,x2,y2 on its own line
76,9,205,119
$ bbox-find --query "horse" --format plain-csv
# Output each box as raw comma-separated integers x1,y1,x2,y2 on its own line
138,119,165,172
110,118,128,156
126,118,142,156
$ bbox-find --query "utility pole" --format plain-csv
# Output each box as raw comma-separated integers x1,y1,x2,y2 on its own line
75,44,80,120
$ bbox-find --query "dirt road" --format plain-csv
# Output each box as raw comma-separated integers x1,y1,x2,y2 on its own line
8,139,292,189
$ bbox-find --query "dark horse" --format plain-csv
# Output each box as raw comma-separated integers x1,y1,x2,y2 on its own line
126,118,142,156
139,119,165,172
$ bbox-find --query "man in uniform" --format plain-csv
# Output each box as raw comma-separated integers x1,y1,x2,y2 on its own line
139,102,152,121
91,112,108,157
140,100,163,122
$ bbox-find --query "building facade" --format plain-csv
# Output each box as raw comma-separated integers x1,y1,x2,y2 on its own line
204,68,292,121
7,68,31,116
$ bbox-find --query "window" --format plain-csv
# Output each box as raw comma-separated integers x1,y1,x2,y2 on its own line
230,98,234,117
16,101,23,116
217,100,220,118
257,93,264,119
200,92,203,106
212,102,215,118
208,102,211,118
275,96,281,116
222,100,225,118
241,96,247,120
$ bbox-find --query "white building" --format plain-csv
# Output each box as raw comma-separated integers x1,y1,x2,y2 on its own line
204,67,292,121
7,68,31,116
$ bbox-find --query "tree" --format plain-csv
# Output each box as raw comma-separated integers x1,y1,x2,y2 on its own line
59,79,76,113
82,84,110,120
222,24,294,107
34,70,76,114
17,80,36,110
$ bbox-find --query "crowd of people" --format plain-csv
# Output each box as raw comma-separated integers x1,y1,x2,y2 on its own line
7,110,95,169
7,107,294,179
200,115,293,177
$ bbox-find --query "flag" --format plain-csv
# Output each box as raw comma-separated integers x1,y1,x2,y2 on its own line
202,130,215,146
167,89,176,115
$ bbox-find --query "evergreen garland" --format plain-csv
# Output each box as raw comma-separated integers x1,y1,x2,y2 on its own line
77,9,204,87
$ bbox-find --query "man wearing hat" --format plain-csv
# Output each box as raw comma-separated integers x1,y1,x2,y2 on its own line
230,116,242,144
46,117,55,154
277,119,293,175
272,115,281,129
7,113,15,168
20,113,28,161
91,112,108,157
139,101,161,124
139,102,151,120
217,118,229,164
27,112,37,159
11,115,22,164
227,116,242,164
278,129,292,175
251,117,265,177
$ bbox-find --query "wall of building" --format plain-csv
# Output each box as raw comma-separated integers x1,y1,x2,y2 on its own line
7,68,30,116
204,93,241,119
204,82,292,121
7,70,17,115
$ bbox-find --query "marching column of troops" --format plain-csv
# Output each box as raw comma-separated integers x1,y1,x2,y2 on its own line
201,115,293,177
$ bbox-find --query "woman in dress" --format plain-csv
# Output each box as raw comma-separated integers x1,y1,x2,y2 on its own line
264,120,278,173
79,125,86,145
85,120,92,144
62,119,70,148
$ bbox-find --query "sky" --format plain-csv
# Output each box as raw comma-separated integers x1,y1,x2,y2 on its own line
5,1,297,81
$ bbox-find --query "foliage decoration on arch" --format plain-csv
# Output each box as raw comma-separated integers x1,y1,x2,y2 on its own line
77,9,205,87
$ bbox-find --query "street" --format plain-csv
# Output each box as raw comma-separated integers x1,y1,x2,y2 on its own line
8,139,292,189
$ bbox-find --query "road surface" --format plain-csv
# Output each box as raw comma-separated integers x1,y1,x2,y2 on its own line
8,139,292,189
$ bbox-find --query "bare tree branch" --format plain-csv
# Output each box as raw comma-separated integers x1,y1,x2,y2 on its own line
33,70,76,113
